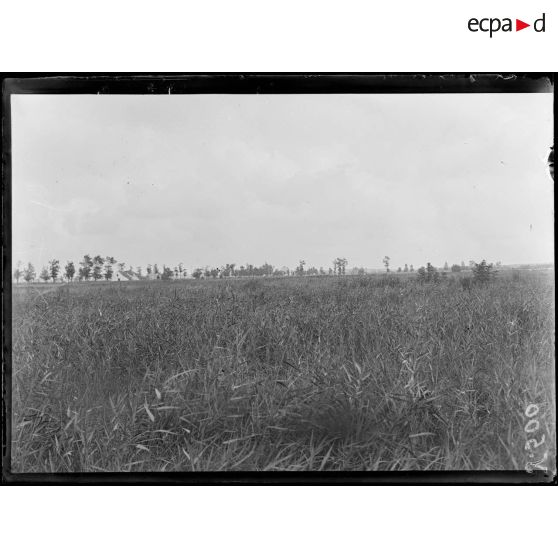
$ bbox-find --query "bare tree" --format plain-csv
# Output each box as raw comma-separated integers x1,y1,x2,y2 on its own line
104,256,116,280
23,262,36,283
40,267,50,283
92,255,104,281
14,261,23,283
49,259,61,282
79,255,93,281
383,256,390,273
64,261,75,282
333,258,347,276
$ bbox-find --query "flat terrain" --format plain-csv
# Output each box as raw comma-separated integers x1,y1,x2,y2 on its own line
10,272,555,472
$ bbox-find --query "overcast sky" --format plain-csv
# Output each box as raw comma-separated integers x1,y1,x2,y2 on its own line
12,93,553,271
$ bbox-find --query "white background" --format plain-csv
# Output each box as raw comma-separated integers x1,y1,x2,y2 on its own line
1,1,555,556
1,487,557,556
1,0,556,70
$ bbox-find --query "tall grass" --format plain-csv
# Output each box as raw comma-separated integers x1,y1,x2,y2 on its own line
11,272,555,472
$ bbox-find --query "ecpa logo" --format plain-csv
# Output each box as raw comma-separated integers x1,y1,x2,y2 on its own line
468,13,546,37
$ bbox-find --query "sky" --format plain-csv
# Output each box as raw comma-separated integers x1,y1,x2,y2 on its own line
11,93,554,272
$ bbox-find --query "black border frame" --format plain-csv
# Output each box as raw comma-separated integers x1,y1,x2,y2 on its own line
2,72,556,485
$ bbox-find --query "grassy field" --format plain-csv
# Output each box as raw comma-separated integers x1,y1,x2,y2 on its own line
10,272,555,472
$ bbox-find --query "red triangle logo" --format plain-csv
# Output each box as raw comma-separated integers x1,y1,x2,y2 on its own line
516,19,530,31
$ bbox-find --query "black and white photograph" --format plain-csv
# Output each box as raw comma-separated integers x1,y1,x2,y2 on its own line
3,74,555,479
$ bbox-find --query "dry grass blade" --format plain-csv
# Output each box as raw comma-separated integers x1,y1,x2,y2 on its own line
222,434,259,445
163,369,198,384
143,402,155,422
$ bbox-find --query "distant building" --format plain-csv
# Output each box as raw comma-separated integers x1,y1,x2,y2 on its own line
115,269,142,281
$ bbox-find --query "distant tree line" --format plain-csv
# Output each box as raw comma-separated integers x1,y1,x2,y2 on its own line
13,256,351,283
12,255,503,284
415,260,500,285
